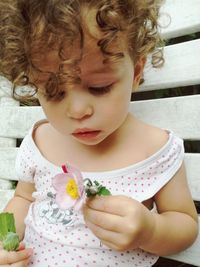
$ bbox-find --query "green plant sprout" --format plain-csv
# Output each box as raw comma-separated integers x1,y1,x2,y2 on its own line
84,179,111,197
0,212,20,251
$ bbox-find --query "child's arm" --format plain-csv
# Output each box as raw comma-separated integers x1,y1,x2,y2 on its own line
140,163,198,255
4,181,35,241
83,163,198,256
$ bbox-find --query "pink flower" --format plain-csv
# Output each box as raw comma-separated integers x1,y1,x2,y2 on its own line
52,164,86,211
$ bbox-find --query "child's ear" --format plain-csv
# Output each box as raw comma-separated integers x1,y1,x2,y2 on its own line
132,57,146,92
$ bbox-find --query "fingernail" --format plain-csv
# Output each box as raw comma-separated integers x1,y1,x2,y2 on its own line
18,243,25,251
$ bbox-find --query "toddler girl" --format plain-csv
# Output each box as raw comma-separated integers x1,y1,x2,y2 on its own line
0,0,198,266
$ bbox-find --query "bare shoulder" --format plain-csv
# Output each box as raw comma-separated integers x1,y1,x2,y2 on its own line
32,120,69,165
33,120,52,142
33,120,56,152
137,121,169,157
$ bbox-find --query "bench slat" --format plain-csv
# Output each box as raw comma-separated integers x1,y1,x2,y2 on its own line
0,148,18,180
0,137,16,147
131,95,200,140
0,106,45,138
140,39,200,91
160,0,200,39
184,154,200,201
0,189,15,212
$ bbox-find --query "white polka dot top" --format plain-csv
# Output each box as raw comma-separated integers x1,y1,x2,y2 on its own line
15,122,184,267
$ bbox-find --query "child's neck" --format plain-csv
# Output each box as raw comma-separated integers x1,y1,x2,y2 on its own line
61,114,143,171
69,113,135,154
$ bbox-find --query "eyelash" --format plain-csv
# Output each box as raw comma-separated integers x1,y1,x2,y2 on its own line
42,83,113,102
88,84,113,95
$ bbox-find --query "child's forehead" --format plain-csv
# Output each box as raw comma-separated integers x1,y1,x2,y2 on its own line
31,33,125,78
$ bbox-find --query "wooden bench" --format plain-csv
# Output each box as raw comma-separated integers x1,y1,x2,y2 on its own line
0,0,200,265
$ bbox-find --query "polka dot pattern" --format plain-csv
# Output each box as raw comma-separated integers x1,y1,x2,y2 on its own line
25,226,158,267
16,126,184,266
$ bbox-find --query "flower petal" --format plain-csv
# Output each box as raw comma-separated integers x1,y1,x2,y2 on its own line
74,194,86,211
52,173,71,191
52,164,87,210
65,163,84,195
55,192,76,210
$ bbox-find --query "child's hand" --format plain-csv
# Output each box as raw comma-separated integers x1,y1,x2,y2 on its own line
0,242,33,266
83,195,155,251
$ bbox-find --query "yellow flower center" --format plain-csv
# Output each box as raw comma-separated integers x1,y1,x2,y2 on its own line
66,178,79,199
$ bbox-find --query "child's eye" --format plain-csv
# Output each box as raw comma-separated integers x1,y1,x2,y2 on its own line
88,84,113,95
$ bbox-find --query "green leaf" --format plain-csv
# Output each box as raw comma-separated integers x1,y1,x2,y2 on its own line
0,213,16,241
0,213,19,251
84,180,111,198
85,189,94,197
3,232,19,251
97,187,111,196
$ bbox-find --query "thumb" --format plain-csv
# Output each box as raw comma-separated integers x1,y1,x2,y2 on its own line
17,242,26,251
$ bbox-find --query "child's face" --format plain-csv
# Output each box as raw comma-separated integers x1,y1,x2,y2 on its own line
34,35,143,147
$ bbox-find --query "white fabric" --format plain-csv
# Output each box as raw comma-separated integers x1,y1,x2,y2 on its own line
15,122,184,267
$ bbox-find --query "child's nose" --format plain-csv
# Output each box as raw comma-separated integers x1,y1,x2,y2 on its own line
66,96,93,120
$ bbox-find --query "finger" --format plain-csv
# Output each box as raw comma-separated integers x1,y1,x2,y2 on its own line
0,248,33,265
86,220,122,246
86,195,134,216
17,242,26,251
11,259,29,267
83,205,124,232
101,240,121,251
12,257,31,267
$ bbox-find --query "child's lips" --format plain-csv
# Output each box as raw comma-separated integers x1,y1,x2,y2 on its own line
72,129,102,140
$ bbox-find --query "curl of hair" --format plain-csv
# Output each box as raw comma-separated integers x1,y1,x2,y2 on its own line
0,0,164,102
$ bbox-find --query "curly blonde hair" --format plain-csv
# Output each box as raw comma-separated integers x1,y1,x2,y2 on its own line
0,0,164,101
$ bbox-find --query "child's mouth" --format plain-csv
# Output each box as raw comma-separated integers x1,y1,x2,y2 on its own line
72,129,101,140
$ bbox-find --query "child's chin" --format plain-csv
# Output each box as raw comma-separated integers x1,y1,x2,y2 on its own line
73,134,107,146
